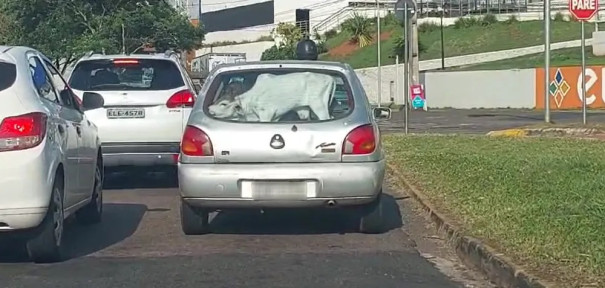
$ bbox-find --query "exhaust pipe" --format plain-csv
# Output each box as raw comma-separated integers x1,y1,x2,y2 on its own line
326,200,336,207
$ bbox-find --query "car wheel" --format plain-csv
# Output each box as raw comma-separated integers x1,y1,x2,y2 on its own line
180,199,210,235
358,194,386,234
26,175,65,263
76,163,103,225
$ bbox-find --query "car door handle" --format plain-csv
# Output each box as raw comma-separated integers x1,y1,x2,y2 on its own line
57,124,65,134
76,126,82,136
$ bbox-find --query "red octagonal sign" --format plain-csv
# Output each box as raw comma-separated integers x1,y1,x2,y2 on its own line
569,0,599,20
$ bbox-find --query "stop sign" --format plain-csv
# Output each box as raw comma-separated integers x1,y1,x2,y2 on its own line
569,0,599,20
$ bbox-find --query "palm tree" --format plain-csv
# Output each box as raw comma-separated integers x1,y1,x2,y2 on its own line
341,14,373,48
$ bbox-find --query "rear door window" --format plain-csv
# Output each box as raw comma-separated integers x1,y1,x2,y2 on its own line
28,56,60,104
205,69,354,123
0,61,16,91
68,59,185,91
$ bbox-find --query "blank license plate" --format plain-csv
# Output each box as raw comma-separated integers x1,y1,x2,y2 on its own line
241,181,317,200
106,108,145,119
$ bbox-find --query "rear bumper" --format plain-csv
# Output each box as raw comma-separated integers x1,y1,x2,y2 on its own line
102,142,180,167
0,145,53,231
0,208,47,232
179,160,386,209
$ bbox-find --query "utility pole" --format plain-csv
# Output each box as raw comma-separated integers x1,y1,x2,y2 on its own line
376,0,382,107
410,3,420,85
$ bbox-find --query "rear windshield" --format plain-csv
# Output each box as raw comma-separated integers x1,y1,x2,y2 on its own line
68,59,185,91
204,69,354,123
0,61,17,91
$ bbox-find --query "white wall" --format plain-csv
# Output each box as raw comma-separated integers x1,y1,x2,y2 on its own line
355,68,537,109
201,0,265,13
422,70,536,109
194,41,275,61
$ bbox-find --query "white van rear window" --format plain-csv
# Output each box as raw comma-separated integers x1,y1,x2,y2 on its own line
69,59,184,91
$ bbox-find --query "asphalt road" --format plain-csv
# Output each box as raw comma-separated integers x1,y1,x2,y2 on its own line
1,108,555,287
382,108,605,134
0,172,469,288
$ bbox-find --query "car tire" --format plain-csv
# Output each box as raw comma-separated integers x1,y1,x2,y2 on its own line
26,175,65,263
358,194,386,234
76,163,103,225
180,199,210,235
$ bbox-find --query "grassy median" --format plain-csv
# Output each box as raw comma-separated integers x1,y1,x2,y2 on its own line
449,47,605,71
384,134,604,287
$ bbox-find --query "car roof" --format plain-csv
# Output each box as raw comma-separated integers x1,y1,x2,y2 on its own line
0,46,54,64
215,60,351,71
0,45,37,56
78,53,179,62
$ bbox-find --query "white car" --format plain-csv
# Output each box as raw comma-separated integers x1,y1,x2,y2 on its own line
67,51,199,173
0,46,105,263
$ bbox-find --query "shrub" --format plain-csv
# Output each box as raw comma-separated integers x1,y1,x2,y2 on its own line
324,29,337,39
392,35,426,59
257,35,274,41
504,14,518,24
418,22,440,33
260,45,296,61
453,17,479,29
341,13,373,47
553,12,567,22
382,12,399,26
480,14,498,26
316,40,328,54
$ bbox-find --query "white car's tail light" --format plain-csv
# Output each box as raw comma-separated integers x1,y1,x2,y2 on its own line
0,112,47,152
342,124,376,155
166,90,195,108
181,125,213,156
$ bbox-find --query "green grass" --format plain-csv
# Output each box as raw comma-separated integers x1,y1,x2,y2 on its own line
449,47,605,71
385,135,605,287
321,20,595,69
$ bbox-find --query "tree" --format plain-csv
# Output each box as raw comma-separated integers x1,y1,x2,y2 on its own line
260,22,303,61
0,0,205,72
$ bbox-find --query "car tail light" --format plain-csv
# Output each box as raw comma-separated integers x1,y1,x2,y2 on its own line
0,112,47,152
166,90,195,108
342,124,376,155
112,59,139,66
181,125,213,156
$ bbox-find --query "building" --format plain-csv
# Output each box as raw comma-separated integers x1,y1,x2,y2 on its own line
174,0,389,43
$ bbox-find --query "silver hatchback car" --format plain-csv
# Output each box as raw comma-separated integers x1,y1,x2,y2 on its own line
178,60,391,235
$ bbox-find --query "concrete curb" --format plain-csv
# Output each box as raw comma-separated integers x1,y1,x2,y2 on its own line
486,129,529,137
487,127,602,137
387,163,555,288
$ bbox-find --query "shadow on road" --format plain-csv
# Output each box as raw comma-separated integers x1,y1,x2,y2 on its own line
208,194,403,235
0,203,147,263
103,168,178,190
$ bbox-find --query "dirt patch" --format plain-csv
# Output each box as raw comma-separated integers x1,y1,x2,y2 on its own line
327,30,393,58
328,41,359,58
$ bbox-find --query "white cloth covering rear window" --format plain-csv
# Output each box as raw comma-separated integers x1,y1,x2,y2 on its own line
206,70,353,123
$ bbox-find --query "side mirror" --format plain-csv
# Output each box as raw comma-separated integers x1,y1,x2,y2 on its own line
82,92,104,111
59,89,74,106
373,107,392,120
193,83,202,94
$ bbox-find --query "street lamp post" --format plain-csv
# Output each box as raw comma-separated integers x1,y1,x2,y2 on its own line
439,4,445,70
544,0,551,123
376,0,382,107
